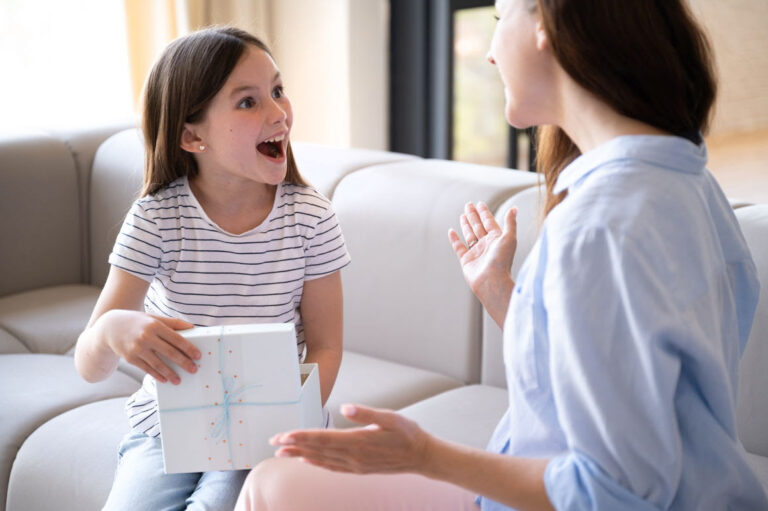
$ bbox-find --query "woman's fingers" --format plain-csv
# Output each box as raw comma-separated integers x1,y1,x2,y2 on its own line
464,203,488,239
459,214,477,248
477,202,501,234
340,404,400,429
503,206,518,234
448,228,468,260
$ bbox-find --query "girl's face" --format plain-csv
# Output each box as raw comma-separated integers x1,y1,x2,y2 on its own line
488,0,556,128
186,45,293,187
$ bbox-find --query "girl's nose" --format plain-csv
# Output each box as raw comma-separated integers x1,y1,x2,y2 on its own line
269,100,288,125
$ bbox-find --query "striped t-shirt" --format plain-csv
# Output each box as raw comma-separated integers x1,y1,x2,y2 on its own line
109,176,350,437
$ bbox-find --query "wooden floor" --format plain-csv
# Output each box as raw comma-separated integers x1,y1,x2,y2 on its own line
706,130,768,205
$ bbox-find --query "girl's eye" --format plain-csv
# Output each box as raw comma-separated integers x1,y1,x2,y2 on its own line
493,15,500,21
238,97,255,109
272,85,285,99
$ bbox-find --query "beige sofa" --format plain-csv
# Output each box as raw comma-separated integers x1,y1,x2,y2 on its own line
1,125,766,510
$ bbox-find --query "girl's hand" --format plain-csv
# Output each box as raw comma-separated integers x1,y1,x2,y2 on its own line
448,202,518,327
96,310,199,384
270,404,432,475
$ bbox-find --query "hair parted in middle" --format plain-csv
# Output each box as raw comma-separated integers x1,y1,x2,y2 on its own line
140,26,307,197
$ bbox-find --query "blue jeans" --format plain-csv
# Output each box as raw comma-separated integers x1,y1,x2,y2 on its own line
102,430,249,511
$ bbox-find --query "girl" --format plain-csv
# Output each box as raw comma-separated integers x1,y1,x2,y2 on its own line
242,0,767,510
74,27,349,510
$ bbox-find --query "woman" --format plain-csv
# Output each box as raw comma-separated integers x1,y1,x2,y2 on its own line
236,0,768,509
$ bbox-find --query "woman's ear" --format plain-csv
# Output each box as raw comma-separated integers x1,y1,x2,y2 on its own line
180,124,205,153
535,20,549,51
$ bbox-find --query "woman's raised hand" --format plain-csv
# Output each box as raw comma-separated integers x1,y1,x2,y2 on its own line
270,404,432,475
96,310,199,384
448,202,518,327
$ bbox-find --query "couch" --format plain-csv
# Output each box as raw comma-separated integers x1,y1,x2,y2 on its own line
1,125,766,510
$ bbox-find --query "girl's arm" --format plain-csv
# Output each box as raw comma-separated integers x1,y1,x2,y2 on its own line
299,271,343,405
271,404,554,511
74,266,198,384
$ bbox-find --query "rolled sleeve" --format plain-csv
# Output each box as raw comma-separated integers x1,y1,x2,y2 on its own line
545,451,663,511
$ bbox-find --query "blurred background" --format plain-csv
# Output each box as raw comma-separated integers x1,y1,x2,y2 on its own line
1,0,765,202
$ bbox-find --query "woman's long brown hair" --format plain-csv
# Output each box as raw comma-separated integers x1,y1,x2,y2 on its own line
533,0,717,215
140,26,306,197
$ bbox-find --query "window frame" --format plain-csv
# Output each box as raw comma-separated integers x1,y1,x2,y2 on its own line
389,0,535,170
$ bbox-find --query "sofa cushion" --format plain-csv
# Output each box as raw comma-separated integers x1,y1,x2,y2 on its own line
6,398,129,511
291,142,418,198
327,351,463,428
333,160,538,383
0,355,138,511
482,185,544,388
0,329,27,355
0,285,101,354
0,132,82,296
399,385,508,450
735,205,768,458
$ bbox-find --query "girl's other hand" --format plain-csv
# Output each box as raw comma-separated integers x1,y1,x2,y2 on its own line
97,310,199,384
270,404,432,475
448,202,517,325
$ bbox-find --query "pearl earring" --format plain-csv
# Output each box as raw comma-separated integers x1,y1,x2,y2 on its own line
199,144,205,151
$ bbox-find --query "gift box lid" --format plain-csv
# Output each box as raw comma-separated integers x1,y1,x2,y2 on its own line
157,323,302,410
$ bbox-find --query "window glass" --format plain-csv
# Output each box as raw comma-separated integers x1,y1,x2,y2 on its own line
452,6,508,167
0,0,133,130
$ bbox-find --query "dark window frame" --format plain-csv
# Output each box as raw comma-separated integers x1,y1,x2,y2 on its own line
389,0,535,170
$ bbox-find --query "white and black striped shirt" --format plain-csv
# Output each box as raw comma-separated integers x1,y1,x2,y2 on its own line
110,176,349,437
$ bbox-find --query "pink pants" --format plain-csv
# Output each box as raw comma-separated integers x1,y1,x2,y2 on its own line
235,457,480,511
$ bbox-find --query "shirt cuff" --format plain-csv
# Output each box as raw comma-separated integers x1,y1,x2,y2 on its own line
544,452,660,511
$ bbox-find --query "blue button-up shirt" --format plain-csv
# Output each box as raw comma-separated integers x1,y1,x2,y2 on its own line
480,135,767,510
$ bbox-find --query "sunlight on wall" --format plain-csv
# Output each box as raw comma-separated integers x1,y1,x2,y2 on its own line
0,0,135,131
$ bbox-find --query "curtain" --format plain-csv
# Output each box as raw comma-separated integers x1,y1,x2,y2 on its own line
123,0,271,109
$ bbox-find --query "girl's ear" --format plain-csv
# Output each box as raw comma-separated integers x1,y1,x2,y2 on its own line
180,124,205,153
535,20,549,51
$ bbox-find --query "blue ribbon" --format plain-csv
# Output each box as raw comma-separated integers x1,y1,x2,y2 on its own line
161,326,300,469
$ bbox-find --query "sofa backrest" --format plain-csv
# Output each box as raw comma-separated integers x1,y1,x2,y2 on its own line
333,159,539,383
481,185,544,387
291,143,418,198
735,204,768,457
0,132,82,296
89,129,145,286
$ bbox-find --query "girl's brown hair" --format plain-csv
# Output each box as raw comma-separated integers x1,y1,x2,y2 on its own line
532,0,717,215
141,26,306,196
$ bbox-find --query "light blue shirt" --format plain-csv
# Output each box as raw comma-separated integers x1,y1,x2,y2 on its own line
480,135,767,510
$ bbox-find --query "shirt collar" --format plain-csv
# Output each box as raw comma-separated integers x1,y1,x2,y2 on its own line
553,135,708,195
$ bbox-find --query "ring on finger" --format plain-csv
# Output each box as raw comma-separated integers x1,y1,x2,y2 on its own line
468,239,477,249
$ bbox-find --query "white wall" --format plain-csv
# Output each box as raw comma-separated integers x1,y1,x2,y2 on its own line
268,0,389,150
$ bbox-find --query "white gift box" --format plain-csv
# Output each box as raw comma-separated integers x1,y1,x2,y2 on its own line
156,323,323,474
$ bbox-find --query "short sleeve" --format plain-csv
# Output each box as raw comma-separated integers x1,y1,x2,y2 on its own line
541,226,685,510
303,204,351,280
108,200,163,282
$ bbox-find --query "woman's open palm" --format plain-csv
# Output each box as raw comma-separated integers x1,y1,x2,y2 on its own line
448,202,518,325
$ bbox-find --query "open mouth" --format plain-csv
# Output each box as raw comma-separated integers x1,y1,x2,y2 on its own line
257,136,285,160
